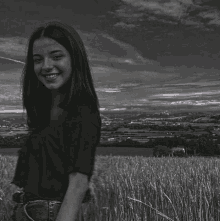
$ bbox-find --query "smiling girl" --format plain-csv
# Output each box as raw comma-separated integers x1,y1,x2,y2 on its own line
10,21,101,221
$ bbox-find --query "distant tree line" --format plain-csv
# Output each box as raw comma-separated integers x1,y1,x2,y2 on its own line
100,134,220,156
1,132,220,156
104,124,187,131
100,135,187,148
0,134,28,148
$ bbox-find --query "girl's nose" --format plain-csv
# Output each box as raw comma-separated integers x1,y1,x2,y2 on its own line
42,58,53,71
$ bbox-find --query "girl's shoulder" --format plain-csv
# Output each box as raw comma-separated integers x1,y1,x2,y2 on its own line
64,105,101,127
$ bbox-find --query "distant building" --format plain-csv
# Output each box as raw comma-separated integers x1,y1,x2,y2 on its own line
171,147,185,156
129,121,142,124
132,138,149,143
108,138,116,142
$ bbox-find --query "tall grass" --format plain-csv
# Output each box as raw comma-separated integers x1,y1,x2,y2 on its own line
1,154,220,220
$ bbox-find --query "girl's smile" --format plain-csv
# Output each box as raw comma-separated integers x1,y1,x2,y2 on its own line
33,37,72,90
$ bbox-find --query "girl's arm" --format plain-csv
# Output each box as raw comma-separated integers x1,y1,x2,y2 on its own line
56,106,101,221
56,172,89,221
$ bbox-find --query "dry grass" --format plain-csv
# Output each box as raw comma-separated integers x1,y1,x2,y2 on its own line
1,154,220,220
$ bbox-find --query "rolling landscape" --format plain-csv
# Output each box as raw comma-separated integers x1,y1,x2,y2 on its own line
1,0,220,220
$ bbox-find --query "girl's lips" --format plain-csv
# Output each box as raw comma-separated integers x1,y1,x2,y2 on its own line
43,73,60,82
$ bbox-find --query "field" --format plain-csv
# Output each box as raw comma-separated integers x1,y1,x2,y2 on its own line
1,150,220,220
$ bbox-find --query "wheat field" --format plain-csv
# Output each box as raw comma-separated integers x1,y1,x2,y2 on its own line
1,154,220,220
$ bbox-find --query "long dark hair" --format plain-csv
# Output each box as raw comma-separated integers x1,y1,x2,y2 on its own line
20,21,100,130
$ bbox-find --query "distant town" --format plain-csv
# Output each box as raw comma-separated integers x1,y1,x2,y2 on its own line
100,111,220,139
1,111,220,155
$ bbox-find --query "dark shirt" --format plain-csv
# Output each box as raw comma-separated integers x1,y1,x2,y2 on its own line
11,105,101,202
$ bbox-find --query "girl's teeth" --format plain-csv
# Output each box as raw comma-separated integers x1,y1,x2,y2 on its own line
45,74,58,79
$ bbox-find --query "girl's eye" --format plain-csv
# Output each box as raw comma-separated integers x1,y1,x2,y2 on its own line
33,58,42,63
53,55,63,60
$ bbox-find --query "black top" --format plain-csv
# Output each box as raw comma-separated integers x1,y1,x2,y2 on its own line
11,105,101,201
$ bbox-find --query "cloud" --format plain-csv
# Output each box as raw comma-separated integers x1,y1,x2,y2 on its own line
114,22,137,29
122,0,185,18
0,37,26,57
151,90,220,98
96,88,121,93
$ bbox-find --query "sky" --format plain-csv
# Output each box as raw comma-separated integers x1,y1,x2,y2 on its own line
1,0,220,114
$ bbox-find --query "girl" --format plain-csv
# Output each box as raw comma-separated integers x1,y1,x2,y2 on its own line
10,21,101,221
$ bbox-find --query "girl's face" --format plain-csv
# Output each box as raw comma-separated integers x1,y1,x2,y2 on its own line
33,37,72,91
